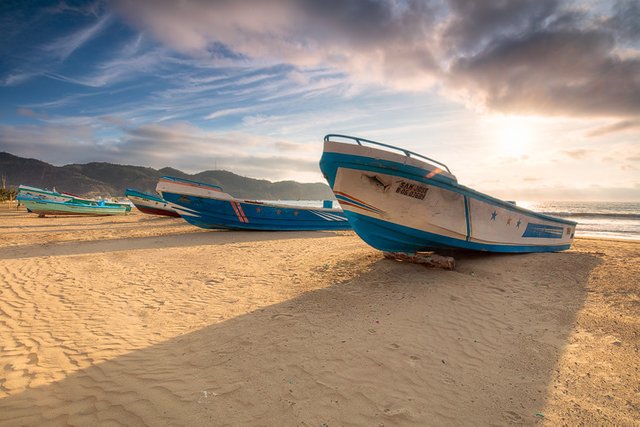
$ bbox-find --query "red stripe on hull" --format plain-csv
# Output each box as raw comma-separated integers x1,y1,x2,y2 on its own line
230,201,248,223
29,210,117,216
235,201,249,223
136,205,180,217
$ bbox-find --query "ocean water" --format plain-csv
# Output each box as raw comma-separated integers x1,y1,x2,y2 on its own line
271,199,640,241
517,201,640,241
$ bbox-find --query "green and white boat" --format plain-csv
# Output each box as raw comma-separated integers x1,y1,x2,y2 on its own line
17,195,129,217
17,184,131,212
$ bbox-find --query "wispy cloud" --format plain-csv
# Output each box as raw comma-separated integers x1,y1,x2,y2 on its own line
205,107,255,120
587,119,640,137
561,149,593,160
16,107,39,118
1,72,36,86
44,13,112,60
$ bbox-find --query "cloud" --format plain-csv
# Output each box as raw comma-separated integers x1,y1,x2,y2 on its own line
113,0,640,120
450,28,640,117
205,107,254,120
273,141,305,152
114,0,442,90
44,13,112,60
0,121,322,180
1,73,36,87
561,149,592,160
16,107,38,118
0,123,101,164
442,0,559,56
594,143,640,165
606,0,640,44
41,41,170,89
587,119,640,137
213,155,320,180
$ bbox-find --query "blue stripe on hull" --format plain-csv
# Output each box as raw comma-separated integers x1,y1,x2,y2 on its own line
163,192,351,231
344,211,572,253
521,223,563,238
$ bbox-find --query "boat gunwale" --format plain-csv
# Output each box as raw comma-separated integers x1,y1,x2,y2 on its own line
159,176,224,192
324,134,453,174
18,185,66,198
160,189,343,213
125,188,167,203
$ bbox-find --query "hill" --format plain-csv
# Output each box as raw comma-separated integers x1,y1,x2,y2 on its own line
0,152,334,200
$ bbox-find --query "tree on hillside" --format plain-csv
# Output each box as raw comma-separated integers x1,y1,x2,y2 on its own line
0,188,17,202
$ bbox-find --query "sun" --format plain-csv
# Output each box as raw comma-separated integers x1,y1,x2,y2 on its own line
494,117,537,157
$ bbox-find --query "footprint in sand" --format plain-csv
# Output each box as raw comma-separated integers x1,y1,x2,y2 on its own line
503,411,523,422
271,313,294,320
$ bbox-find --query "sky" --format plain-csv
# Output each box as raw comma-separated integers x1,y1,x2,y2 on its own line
1,0,639,201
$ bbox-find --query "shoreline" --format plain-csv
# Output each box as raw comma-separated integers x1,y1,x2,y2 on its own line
0,211,638,424
573,235,640,243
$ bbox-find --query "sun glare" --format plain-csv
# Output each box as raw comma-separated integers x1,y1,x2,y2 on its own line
493,116,537,157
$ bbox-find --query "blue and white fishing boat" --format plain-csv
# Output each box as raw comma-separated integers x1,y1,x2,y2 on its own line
319,134,576,253
156,176,351,231
125,188,180,217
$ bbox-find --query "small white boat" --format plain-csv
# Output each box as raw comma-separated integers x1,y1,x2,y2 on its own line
319,134,576,253
125,188,179,217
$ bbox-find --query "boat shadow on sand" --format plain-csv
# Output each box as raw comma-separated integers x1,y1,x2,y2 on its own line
0,230,349,260
0,246,600,425
0,213,177,229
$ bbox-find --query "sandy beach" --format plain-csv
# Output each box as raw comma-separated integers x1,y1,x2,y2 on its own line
0,204,638,425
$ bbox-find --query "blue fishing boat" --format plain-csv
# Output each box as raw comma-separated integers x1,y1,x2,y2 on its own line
156,176,351,231
319,134,576,253
125,188,180,217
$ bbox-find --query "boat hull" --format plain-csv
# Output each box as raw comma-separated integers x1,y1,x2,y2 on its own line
157,177,351,231
18,197,129,216
18,185,132,211
320,139,576,253
135,204,181,217
125,189,180,217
